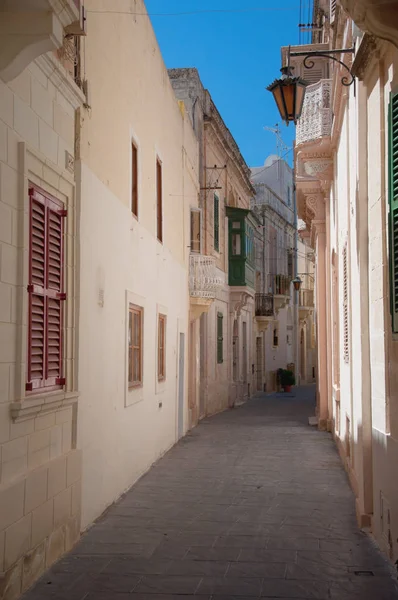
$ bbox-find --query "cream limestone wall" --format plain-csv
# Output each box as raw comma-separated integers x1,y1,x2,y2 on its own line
368,48,398,559
0,54,83,599
297,237,316,384
327,31,398,559
77,0,199,529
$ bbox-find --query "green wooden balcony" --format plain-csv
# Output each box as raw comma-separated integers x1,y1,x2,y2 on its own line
226,206,256,289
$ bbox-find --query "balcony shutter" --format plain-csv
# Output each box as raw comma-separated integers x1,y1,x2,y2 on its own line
217,312,223,363
330,0,337,23
302,65,323,84
27,185,66,392
389,93,398,332
342,243,349,363
214,194,219,252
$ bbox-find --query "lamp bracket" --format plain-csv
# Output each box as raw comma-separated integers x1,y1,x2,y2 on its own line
288,46,356,87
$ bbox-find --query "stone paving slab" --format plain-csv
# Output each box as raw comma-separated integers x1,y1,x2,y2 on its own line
22,385,398,599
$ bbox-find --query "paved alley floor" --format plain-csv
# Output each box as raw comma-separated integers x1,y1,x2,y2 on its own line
23,385,398,600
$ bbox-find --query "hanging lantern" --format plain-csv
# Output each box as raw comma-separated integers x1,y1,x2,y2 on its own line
292,276,302,291
267,66,308,125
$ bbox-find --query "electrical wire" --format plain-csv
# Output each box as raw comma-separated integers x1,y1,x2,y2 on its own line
87,7,297,17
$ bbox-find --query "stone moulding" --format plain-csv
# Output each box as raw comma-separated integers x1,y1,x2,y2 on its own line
339,0,398,50
0,0,81,83
10,391,79,423
351,33,381,81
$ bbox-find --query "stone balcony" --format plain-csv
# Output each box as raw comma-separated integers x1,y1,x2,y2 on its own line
189,254,223,320
296,79,332,147
295,79,333,240
0,0,85,83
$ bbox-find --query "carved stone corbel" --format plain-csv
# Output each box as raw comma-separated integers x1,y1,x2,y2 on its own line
351,33,381,80
340,0,398,51
231,291,252,319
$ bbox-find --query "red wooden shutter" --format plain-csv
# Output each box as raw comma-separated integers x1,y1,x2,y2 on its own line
27,185,66,392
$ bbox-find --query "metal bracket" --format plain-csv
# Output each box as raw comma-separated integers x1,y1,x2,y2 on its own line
288,46,356,87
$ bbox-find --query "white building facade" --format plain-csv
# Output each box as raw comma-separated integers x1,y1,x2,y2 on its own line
76,0,199,530
251,157,301,390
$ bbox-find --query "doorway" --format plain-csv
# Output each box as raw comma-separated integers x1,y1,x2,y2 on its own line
232,318,239,381
256,336,263,392
300,327,306,383
178,332,185,439
242,321,247,383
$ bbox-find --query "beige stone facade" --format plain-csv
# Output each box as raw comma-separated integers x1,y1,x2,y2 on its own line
251,157,300,392
0,1,85,597
169,69,257,421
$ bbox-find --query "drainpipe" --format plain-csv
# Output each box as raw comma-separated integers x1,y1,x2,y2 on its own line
262,207,266,294
293,177,299,383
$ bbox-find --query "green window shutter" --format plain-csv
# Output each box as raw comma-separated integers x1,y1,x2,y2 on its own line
389,92,398,333
214,194,219,252
217,312,223,363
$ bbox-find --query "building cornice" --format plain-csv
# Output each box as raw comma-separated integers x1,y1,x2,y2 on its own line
205,105,254,195
351,33,381,81
340,0,398,50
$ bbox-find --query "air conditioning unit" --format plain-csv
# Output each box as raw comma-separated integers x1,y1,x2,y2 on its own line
65,3,87,36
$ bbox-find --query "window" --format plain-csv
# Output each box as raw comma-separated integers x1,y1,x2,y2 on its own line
214,194,219,252
217,312,223,363
190,209,201,253
26,184,66,392
273,327,279,347
389,91,398,332
158,314,166,381
342,243,349,363
156,158,163,242
128,304,143,387
232,233,241,255
245,225,255,264
131,142,138,217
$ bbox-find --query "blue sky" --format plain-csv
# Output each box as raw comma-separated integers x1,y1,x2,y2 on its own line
145,1,301,168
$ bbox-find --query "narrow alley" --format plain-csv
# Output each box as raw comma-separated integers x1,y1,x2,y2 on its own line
21,387,398,600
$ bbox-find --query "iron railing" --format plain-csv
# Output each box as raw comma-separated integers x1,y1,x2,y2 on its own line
255,293,274,317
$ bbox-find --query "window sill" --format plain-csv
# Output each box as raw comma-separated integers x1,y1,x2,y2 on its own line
11,391,79,423
128,383,143,391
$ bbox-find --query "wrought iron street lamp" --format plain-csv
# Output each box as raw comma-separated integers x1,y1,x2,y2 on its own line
292,273,315,291
266,66,308,125
267,45,356,125
292,276,302,291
